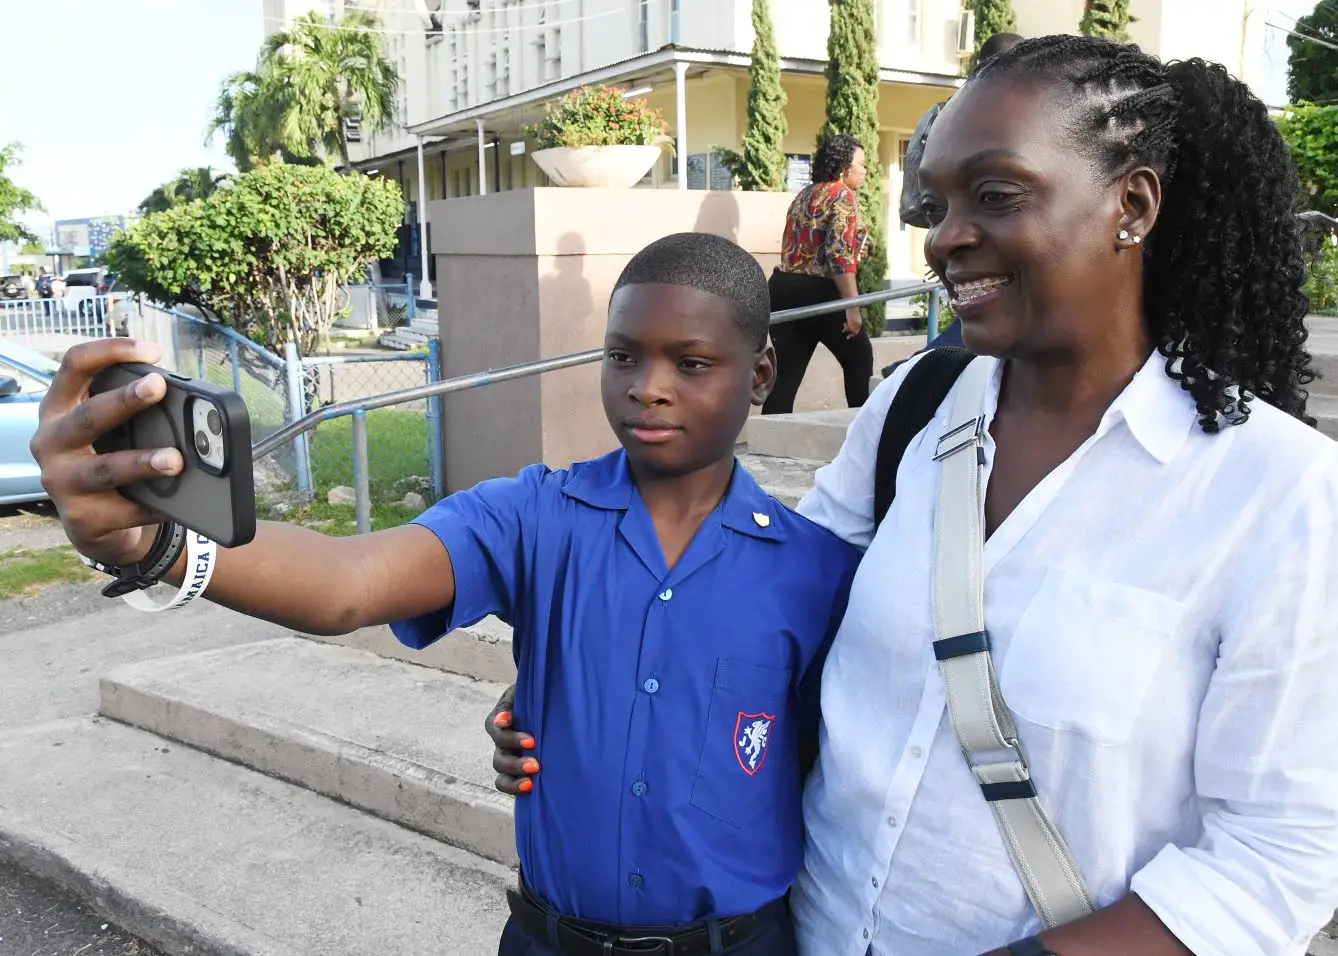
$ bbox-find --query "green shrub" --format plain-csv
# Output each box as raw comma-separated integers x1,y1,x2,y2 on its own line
527,85,669,149
1306,237,1338,315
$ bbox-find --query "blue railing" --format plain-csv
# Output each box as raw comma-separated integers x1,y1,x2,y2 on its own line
0,294,125,342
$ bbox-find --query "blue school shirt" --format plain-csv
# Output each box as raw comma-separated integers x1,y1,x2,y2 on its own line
391,450,859,928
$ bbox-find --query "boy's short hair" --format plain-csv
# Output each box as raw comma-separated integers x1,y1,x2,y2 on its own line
612,232,772,350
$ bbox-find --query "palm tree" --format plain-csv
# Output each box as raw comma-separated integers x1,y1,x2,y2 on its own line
259,9,400,168
138,167,228,215
208,69,286,172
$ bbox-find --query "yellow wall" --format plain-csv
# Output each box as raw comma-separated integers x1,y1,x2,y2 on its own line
426,69,953,279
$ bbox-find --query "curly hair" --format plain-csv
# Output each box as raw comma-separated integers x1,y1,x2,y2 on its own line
813,133,863,185
972,36,1316,431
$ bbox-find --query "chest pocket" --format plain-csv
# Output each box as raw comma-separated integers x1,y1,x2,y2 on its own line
690,658,792,828
998,567,1185,747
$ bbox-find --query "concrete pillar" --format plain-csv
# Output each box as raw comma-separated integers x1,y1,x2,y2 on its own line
476,119,487,197
415,136,433,300
675,61,688,191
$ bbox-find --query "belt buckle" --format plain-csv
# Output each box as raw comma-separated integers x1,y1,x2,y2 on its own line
617,933,676,955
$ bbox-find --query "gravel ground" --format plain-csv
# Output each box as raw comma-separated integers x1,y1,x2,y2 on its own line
0,854,163,956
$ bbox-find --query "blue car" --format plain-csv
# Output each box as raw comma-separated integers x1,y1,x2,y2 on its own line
0,339,58,505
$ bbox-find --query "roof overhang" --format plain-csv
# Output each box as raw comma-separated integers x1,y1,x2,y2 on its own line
403,45,962,143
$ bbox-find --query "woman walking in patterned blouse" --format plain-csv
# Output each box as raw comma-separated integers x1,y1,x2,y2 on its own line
762,133,873,415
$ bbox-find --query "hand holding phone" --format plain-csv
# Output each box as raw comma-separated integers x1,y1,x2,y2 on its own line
30,340,256,569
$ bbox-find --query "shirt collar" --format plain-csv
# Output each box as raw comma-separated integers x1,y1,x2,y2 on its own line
1100,351,1197,464
561,450,787,542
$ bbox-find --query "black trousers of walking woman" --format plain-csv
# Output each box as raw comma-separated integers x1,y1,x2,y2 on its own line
762,269,874,416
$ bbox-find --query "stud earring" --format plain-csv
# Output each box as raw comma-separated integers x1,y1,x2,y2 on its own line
1117,229,1130,241
1132,235,1142,245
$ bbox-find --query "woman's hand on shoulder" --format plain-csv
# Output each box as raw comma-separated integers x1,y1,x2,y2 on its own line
485,683,539,795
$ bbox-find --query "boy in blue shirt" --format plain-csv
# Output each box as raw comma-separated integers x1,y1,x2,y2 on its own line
33,232,859,956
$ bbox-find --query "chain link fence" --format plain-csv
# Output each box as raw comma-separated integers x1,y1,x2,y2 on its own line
128,301,441,510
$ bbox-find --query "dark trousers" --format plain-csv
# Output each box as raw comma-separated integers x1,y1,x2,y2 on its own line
763,270,874,416
496,904,797,956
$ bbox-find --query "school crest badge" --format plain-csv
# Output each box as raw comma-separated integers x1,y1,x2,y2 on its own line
733,712,775,776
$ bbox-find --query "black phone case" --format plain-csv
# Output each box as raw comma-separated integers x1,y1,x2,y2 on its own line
90,362,256,548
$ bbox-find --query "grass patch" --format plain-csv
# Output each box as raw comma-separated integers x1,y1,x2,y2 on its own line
0,547,95,600
255,498,420,535
307,408,429,499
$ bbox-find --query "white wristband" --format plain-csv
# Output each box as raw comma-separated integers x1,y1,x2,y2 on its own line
121,531,218,612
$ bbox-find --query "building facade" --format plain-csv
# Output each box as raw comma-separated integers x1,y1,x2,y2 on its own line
267,0,1268,284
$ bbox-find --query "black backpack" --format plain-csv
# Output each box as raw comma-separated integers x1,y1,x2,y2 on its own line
872,346,974,530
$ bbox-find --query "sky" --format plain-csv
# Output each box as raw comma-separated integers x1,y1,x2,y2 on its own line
0,0,1324,241
0,0,263,237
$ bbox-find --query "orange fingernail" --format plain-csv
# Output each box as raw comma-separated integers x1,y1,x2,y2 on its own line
494,711,511,727
522,758,540,775
520,736,535,749
518,778,533,793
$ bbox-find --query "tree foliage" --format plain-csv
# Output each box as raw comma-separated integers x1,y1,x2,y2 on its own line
820,0,887,332
106,164,402,353
970,0,1018,70
739,0,788,191
0,144,44,245
1278,101,1338,218
138,167,228,215
1079,0,1132,43
209,10,400,170
527,85,668,148
1287,2,1338,106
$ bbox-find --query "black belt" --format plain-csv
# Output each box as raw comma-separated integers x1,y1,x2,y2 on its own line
505,885,785,956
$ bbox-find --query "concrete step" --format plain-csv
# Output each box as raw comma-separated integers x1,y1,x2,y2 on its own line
0,716,510,956
377,330,429,351
745,408,856,463
739,453,823,509
409,316,438,336
100,637,517,866
302,615,516,683
1311,394,1338,440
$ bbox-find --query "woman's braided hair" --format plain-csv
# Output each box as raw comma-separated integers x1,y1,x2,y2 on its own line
973,35,1316,431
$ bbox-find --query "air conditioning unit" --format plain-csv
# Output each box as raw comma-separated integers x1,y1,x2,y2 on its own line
956,9,975,56
344,116,363,143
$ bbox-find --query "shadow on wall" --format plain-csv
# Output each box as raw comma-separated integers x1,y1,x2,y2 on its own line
693,191,741,244
541,232,595,328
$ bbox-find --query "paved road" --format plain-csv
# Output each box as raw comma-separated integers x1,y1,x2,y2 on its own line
0,857,163,956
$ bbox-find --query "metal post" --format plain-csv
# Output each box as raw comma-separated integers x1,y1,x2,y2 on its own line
415,136,433,300
406,273,415,320
675,61,689,191
196,335,205,379
426,338,444,501
926,288,941,346
228,338,241,394
352,408,372,535
284,342,313,498
170,318,180,373
476,118,488,196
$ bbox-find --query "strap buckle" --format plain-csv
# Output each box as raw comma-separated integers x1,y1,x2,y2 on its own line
616,935,676,955
933,414,986,462
962,738,1030,779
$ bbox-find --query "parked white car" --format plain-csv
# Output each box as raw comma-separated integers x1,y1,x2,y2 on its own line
0,339,57,505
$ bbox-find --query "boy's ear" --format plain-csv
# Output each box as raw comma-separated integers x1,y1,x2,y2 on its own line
751,343,777,406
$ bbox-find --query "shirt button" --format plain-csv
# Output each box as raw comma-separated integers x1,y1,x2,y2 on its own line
632,781,648,797
886,815,898,828
643,678,660,694
863,928,870,940
871,876,879,888
910,746,923,759
659,588,673,601
629,873,644,889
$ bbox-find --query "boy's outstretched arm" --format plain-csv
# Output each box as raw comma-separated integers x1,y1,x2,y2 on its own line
31,339,457,636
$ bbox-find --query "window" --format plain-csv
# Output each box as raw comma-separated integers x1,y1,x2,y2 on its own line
670,0,681,44
546,27,561,80
900,0,921,48
639,0,650,53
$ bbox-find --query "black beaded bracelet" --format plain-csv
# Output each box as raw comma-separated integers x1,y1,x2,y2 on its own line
81,521,189,599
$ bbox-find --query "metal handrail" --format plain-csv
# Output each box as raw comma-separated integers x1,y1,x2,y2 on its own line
252,280,942,461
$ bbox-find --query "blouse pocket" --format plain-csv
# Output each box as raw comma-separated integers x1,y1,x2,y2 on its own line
998,568,1185,747
690,658,793,829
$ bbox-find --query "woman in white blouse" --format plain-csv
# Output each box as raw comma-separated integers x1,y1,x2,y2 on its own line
793,36,1338,956
487,35,1338,956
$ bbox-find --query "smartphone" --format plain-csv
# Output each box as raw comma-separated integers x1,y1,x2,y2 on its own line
89,362,256,548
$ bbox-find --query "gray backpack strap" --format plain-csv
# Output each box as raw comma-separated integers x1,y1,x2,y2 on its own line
931,356,1097,928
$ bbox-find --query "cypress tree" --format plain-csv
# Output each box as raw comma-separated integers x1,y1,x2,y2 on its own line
819,0,887,332
740,0,788,191
1079,0,1132,43
970,0,1019,71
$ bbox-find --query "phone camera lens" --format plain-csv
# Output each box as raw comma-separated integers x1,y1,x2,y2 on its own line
206,408,222,436
194,430,211,457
